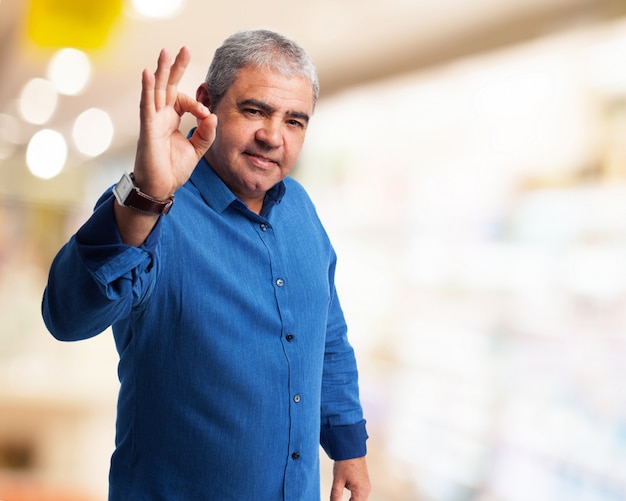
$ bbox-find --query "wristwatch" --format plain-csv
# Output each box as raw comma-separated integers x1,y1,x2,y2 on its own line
113,172,174,216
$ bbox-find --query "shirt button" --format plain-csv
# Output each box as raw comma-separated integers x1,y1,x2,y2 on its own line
293,394,301,403
276,278,284,287
260,223,268,231
285,333,294,342
291,452,300,460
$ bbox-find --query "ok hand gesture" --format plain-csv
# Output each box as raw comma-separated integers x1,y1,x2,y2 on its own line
133,46,217,201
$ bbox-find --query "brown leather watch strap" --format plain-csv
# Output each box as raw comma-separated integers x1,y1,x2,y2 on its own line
124,188,175,215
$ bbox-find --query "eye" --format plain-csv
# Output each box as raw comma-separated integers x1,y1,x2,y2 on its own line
287,119,305,129
244,108,263,117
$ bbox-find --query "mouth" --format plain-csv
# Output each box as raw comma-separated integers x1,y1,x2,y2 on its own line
245,151,279,169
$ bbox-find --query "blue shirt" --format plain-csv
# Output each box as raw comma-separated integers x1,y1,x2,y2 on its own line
42,158,367,501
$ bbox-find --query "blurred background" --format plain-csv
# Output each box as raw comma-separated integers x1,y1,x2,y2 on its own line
2,0,626,499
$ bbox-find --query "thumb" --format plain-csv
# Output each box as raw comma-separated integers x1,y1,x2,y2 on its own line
330,478,345,501
190,113,218,157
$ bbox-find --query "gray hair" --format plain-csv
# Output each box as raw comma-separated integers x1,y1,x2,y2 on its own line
205,29,319,111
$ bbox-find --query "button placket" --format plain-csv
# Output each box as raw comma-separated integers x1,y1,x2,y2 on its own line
257,217,304,479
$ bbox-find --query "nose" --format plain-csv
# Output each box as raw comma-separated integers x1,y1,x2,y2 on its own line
255,119,282,148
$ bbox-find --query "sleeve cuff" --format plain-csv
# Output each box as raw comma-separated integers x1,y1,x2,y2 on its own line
320,419,368,460
75,192,162,287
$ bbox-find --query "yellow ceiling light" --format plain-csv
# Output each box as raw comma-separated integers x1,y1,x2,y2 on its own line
26,0,123,49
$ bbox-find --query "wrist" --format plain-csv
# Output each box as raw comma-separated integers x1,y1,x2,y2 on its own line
113,172,175,216
130,171,176,200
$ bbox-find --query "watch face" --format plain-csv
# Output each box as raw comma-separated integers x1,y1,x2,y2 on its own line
113,172,134,204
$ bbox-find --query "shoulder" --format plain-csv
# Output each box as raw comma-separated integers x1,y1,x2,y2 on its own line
283,175,305,191
281,177,320,220
283,176,314,204
278,177,330,237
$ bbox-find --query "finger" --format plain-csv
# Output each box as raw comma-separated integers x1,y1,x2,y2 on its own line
190,114,218,157
175,92,210,117
329,482,343,501
166,46,191,106
139,68,157,123
153,48,172,110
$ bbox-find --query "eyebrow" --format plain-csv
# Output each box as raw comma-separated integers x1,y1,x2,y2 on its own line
239,98,310,125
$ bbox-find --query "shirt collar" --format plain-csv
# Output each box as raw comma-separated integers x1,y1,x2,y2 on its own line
189,155,286,216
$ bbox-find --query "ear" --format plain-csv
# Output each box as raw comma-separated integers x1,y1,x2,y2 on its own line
196,82,212,111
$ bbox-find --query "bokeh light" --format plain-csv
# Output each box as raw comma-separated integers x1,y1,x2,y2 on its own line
131,0,183,18
18,78,58,125
72,108,114,157
47,48,92,96
26,129,67,179
0,113,21,160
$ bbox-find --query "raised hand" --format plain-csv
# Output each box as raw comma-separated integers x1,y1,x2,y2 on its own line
132,46,217,200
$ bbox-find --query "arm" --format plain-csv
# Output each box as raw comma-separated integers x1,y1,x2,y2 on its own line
320,254,370,500
42,195,160,341
42,47,217,339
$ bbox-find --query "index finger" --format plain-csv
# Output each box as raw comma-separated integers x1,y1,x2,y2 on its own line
139,67,155,118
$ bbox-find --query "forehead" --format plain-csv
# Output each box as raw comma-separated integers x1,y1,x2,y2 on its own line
228,65,314,115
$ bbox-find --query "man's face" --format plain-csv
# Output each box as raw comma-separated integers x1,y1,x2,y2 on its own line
199,64,314,213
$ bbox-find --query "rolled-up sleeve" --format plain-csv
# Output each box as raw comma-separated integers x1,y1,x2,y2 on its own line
319,255,368,460
42,193,160,341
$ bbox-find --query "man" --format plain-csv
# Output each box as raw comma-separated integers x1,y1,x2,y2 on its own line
42,30,370,500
